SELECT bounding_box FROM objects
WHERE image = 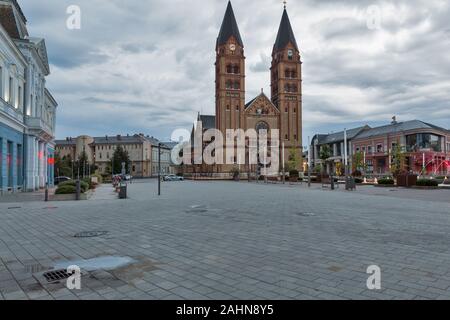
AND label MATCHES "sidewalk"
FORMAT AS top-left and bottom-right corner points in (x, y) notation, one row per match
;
(0, 188), (54, 203)
(89, 184), (118, 201)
